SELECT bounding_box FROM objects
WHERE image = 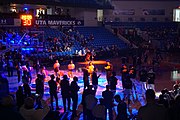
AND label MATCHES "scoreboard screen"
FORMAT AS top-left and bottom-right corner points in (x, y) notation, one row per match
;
(20, 14), (33, 26)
